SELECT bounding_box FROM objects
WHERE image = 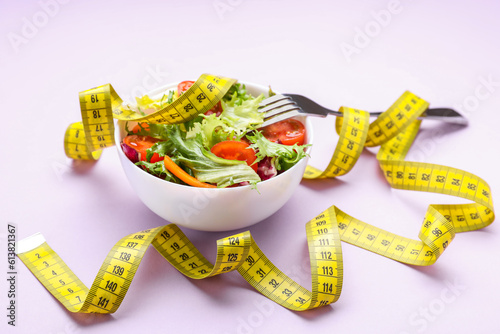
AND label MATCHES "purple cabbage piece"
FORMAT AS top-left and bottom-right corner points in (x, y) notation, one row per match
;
(257, 157), (277, 181)
(121, 142), (139, 163)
